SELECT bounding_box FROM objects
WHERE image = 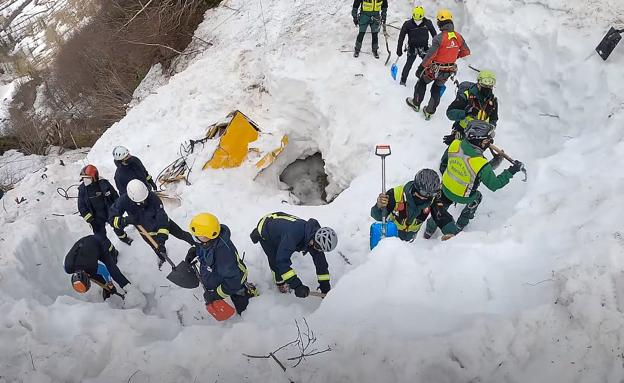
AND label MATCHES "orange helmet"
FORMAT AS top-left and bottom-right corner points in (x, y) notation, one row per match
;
(71, 270), (91, 293)
(80, 165), (99, 181)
